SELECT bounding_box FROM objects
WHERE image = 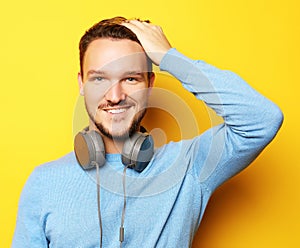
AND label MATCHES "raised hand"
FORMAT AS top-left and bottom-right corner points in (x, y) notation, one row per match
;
(122, 20), (172, 65)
